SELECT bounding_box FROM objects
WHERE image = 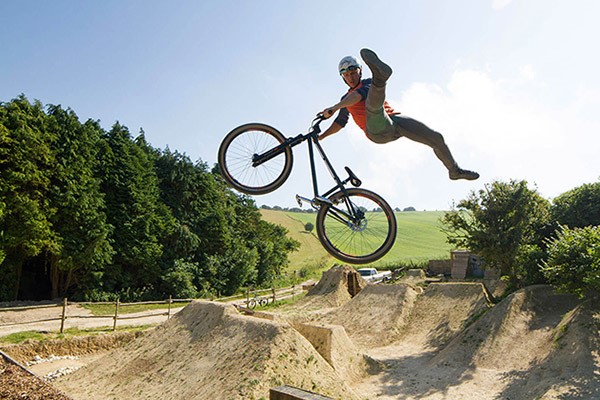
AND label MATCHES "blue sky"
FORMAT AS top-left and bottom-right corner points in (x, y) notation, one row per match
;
(2, 1), (599, 210)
